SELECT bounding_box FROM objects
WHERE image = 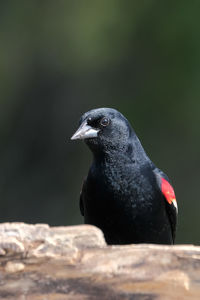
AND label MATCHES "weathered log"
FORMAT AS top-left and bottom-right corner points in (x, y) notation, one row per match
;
(0, 222), (199, 299)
